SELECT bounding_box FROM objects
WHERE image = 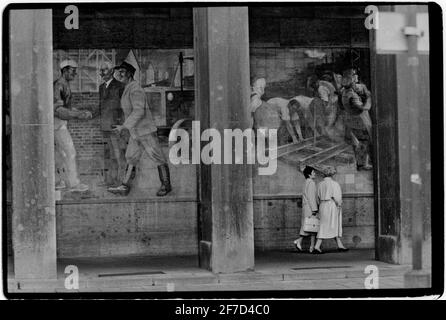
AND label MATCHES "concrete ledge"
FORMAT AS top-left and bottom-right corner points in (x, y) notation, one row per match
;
(253, 192), (374, 200)
(217, 272), (283, 283)
(56, 197), (198, 205)
(8, 266), (410, 293)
